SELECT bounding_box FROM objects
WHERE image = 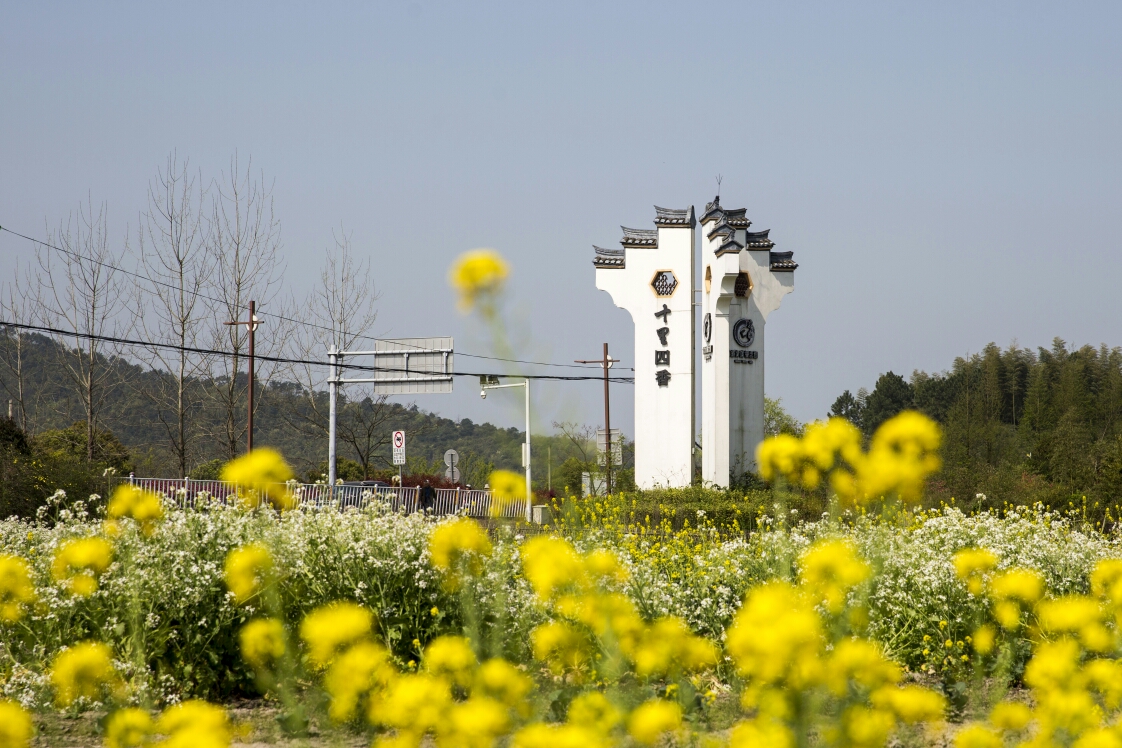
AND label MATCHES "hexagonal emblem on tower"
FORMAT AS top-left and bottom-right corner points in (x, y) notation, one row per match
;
(651, 270), (678, 296)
